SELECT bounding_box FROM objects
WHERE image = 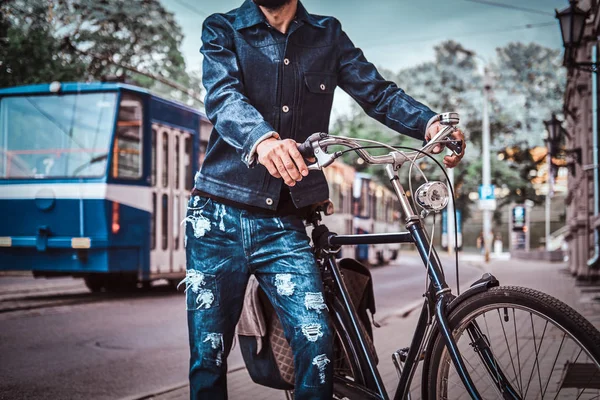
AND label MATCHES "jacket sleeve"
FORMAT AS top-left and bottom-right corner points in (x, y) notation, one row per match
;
(335, 22), (437, 140)
(201, 15), (276, 167)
